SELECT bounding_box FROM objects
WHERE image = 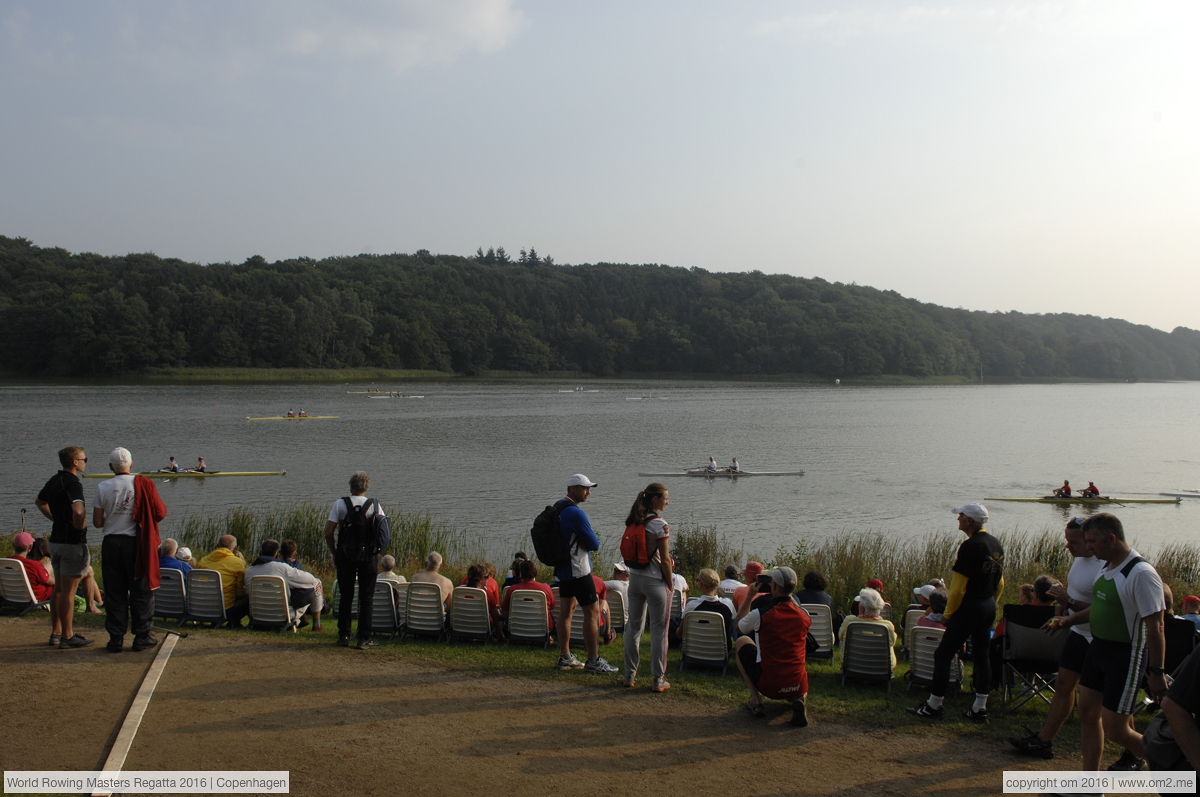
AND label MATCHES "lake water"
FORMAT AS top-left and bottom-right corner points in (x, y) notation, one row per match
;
(3, 380), (1197, 560)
